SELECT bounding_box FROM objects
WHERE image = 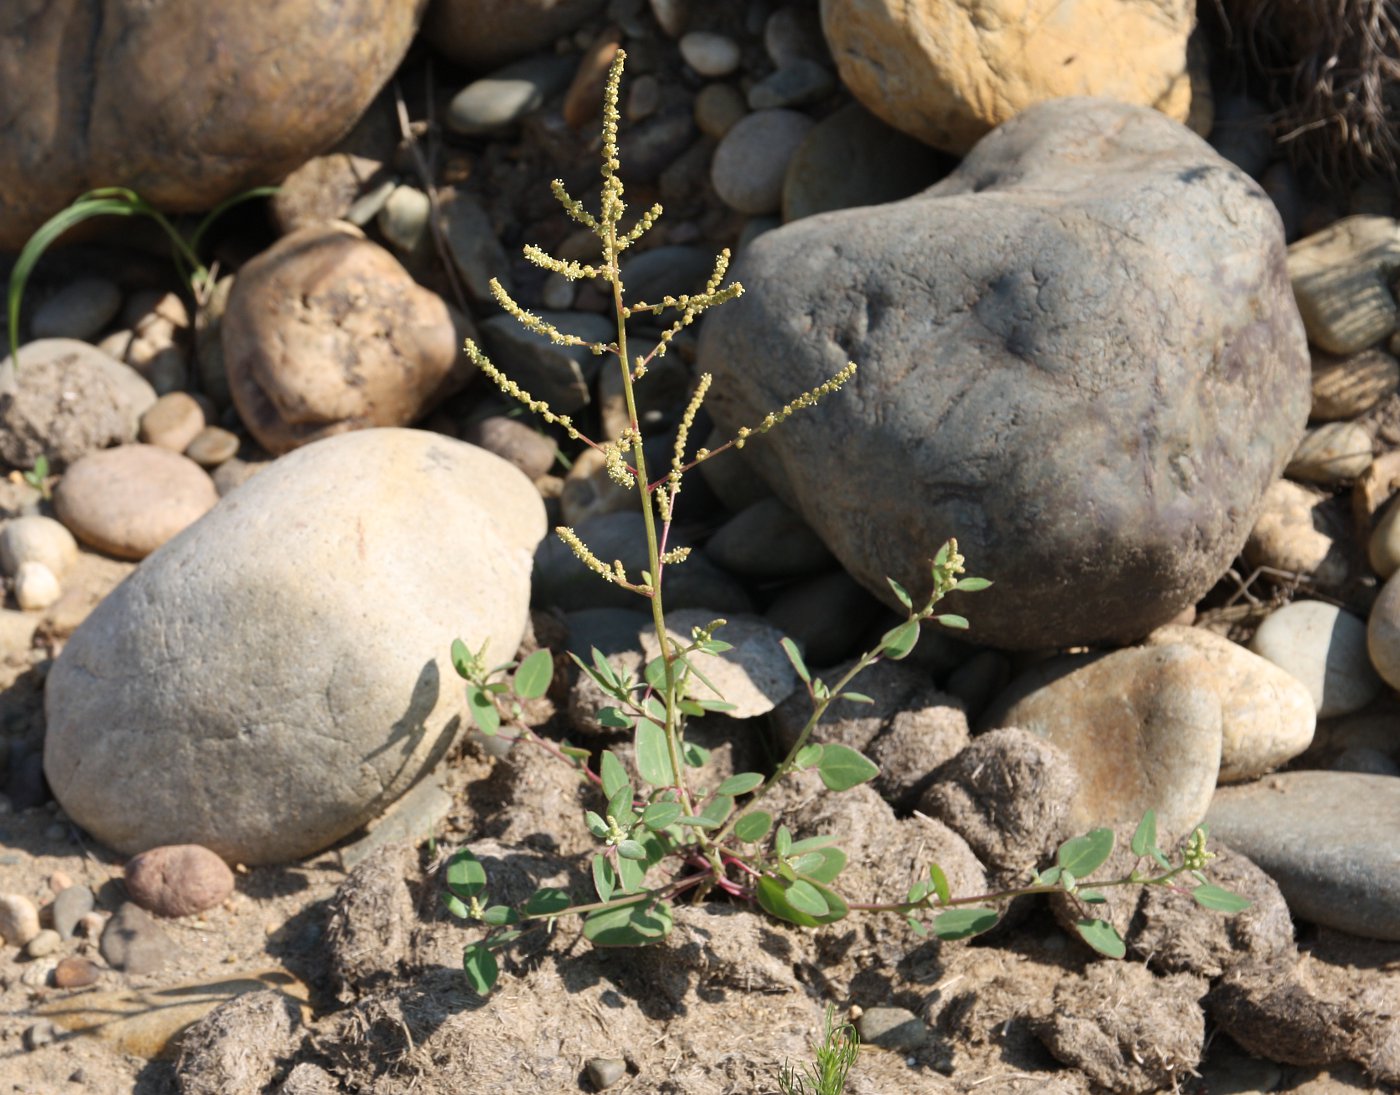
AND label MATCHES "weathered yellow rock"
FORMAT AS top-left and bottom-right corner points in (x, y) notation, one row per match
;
(820, 0), (1196, 154)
